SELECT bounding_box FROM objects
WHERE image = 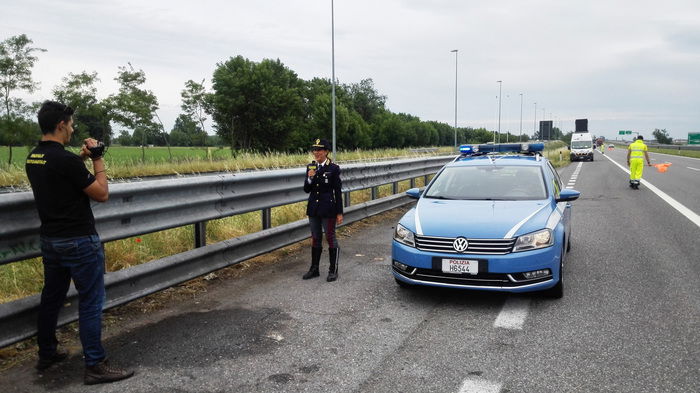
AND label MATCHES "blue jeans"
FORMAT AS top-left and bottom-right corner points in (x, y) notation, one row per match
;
(38, 235), (106, 366)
